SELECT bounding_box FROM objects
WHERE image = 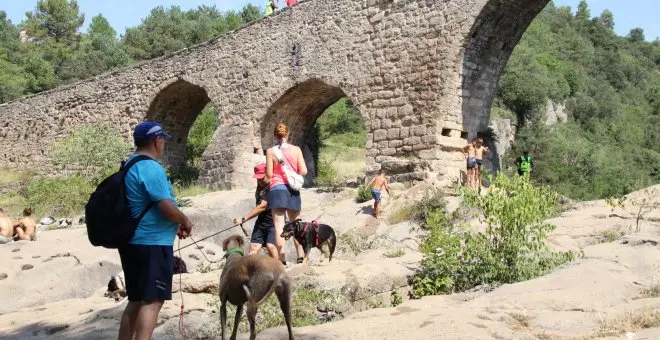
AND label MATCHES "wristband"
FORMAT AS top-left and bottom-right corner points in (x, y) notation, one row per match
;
(241, 217), (246, 225)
